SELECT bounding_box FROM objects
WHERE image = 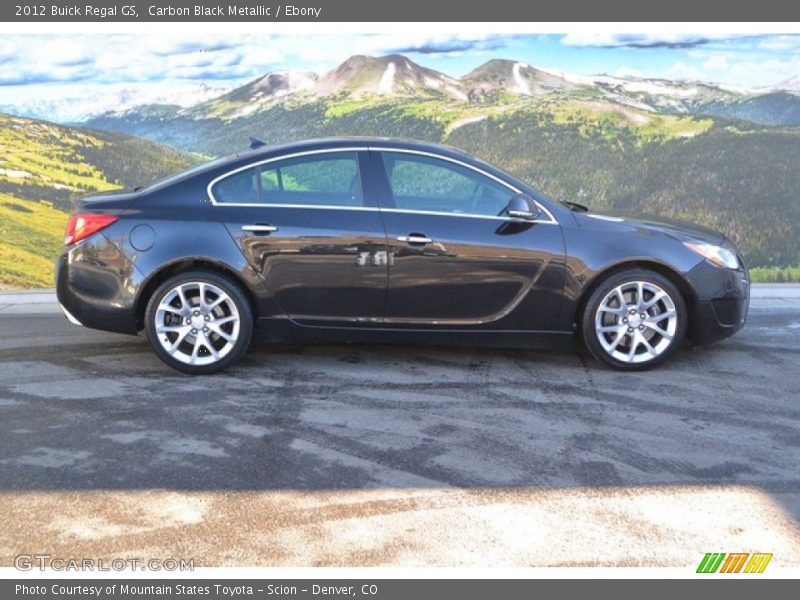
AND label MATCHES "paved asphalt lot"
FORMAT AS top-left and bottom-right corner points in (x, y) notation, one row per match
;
(0, 287), (799, 567)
